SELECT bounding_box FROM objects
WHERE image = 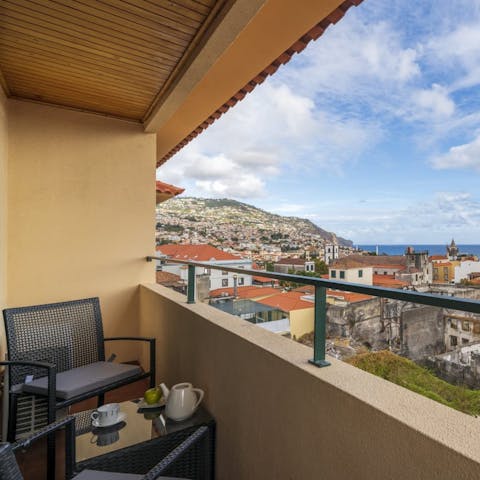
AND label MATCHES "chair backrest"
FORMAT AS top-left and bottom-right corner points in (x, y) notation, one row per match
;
(0, 443), (24, 480)
(3, 297), (105, 385)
